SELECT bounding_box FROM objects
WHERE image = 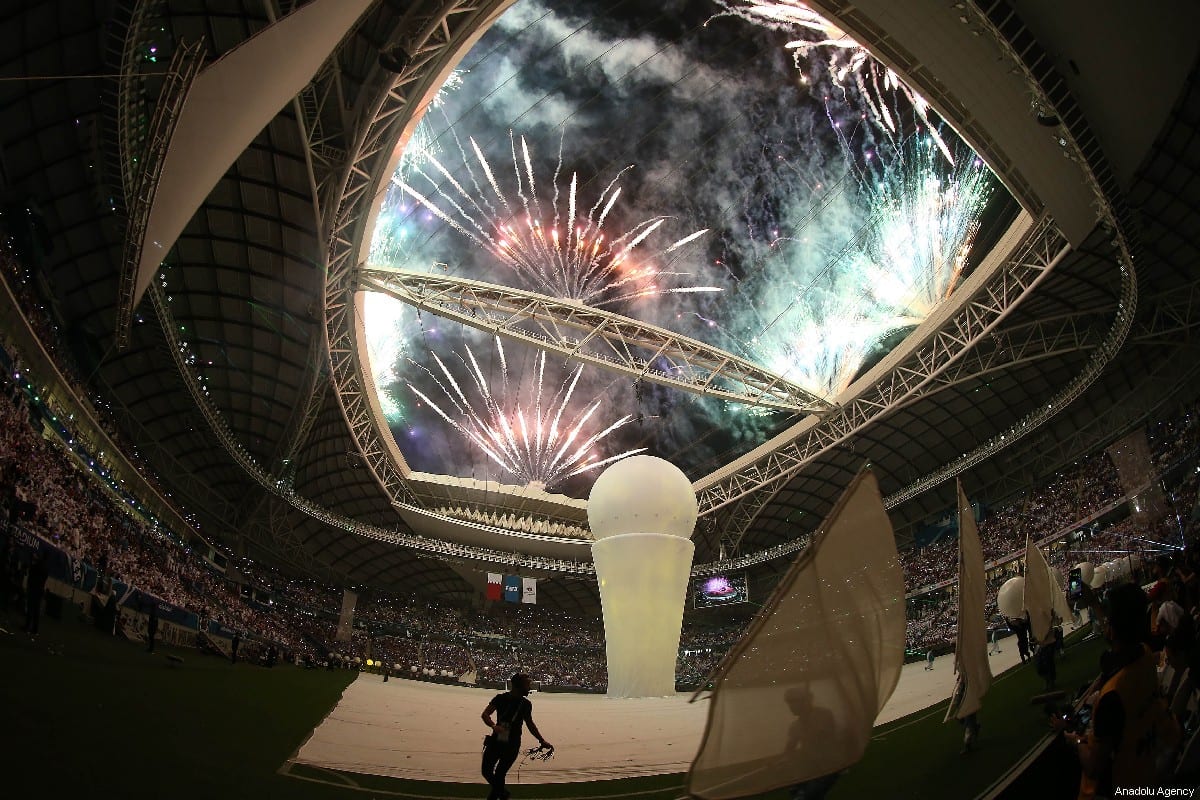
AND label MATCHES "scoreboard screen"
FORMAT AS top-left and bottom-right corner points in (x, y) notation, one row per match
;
(693, 573), (749, 608)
